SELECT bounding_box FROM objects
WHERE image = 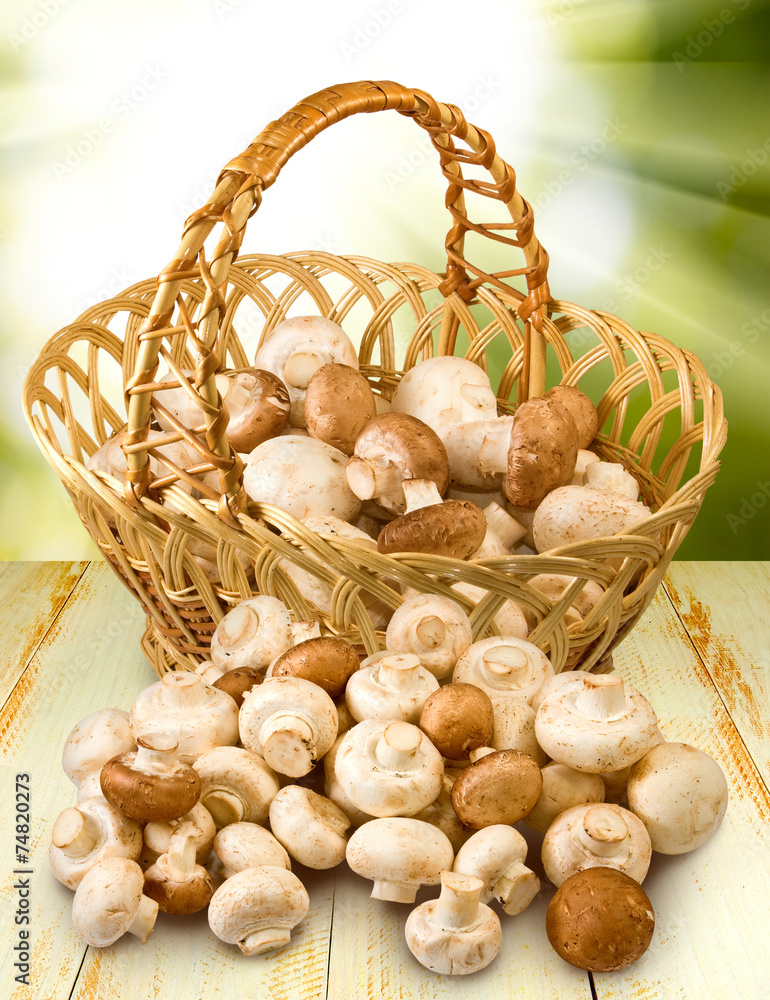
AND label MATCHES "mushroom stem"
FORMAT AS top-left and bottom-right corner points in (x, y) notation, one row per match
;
(239, 925), (293, 957)
(573, 675), (627, 720)
(377, 654), (423, 692)
(412, 616), (447, 651)
(477, 420), (514, 477)
(576, 805), (629, 857)
(401, 478), (444, 512)
(484, 503), (526, 549)
(346, 456), (404, 504)
(434, 871), (485, 929)
(482, 645), (534, 686)
(51, 807), (101, 858)
(159, 672), (208, 711)
(202, 789), (246, 827)
(133, 733), (180, 770)
(468, 746), (496, 763)
(374, 722), (421, 772)
(165, 823), (199, 874)
(371, 878), (419, 903)
(259, 713), (316, 776)
(283, 350), (326, 389)
(127, 894), (159, 944)
(494, 861), (540, 915)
